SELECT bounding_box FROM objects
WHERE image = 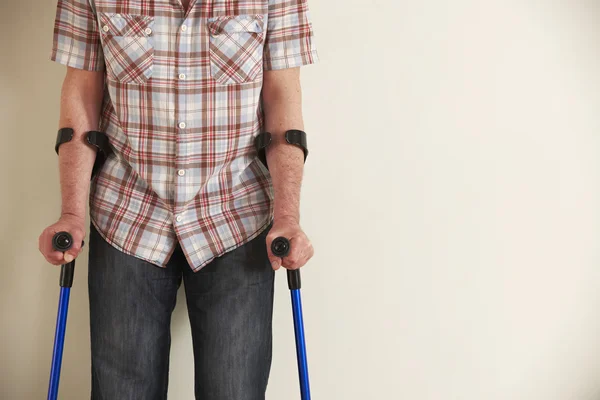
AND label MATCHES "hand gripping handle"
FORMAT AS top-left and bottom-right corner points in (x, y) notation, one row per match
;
(51, 232), (84, 288)
(271, 237), (301, 290)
